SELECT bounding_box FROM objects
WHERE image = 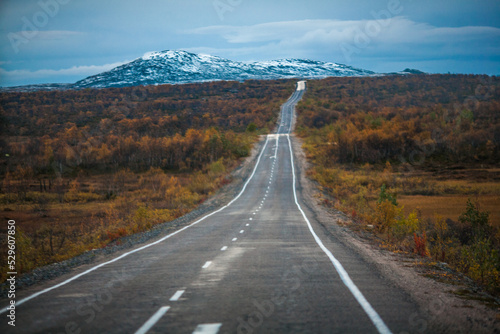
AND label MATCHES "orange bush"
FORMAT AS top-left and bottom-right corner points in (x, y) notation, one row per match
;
(414, 232), (429, 257)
